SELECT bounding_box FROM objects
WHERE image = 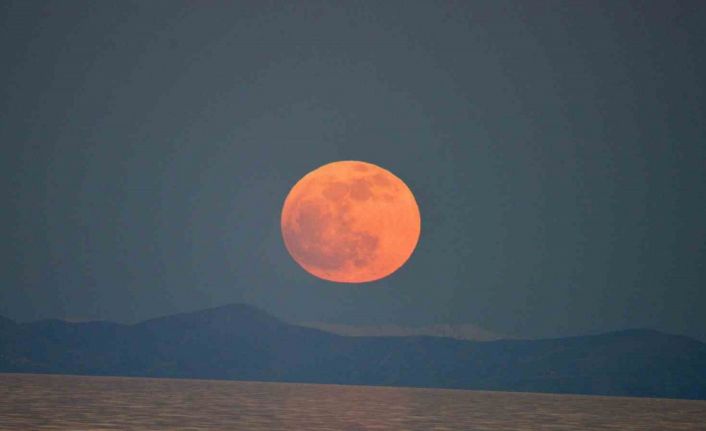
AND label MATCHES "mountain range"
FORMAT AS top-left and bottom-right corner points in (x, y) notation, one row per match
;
(1, 304), (705, 400)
